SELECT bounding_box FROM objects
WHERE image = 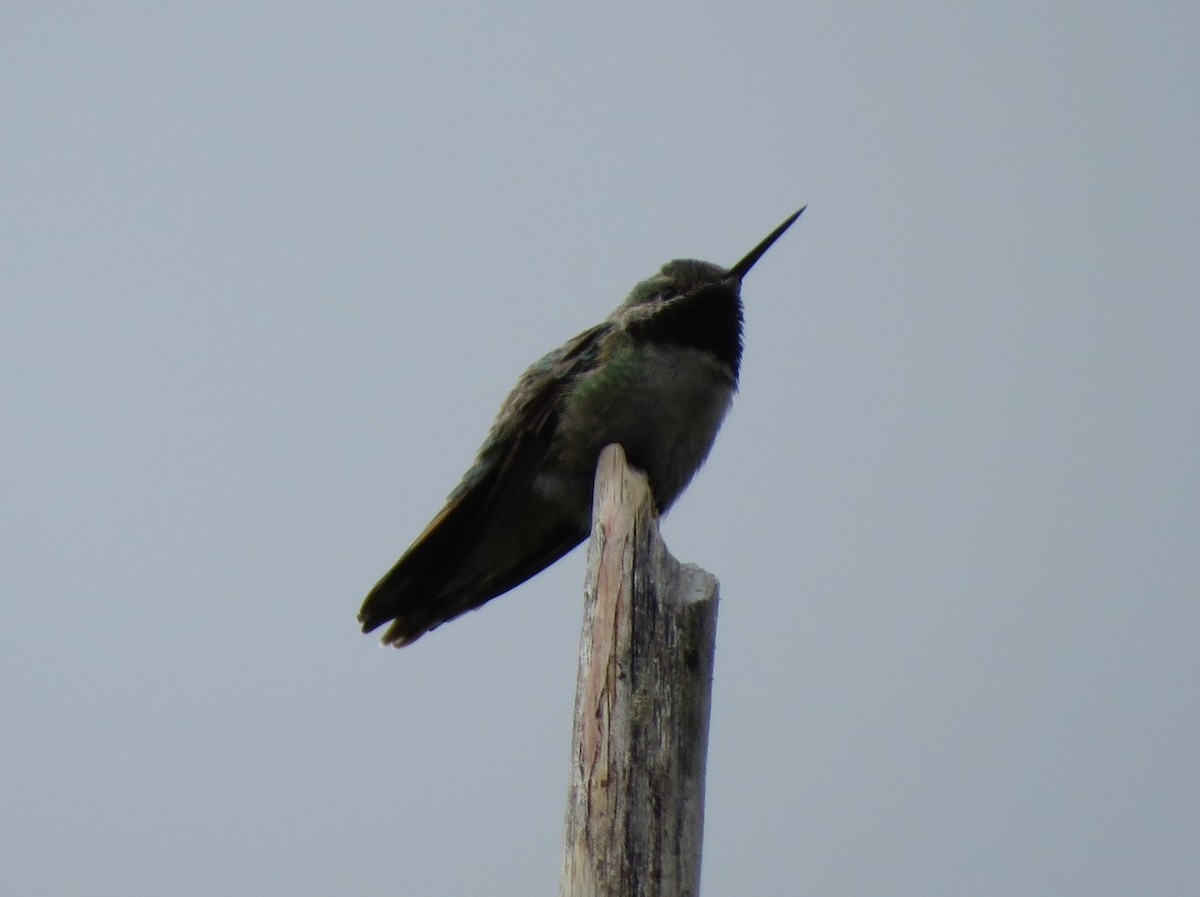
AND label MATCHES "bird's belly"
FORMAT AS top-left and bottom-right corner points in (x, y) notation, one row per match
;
(546, 344), (735, 514)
